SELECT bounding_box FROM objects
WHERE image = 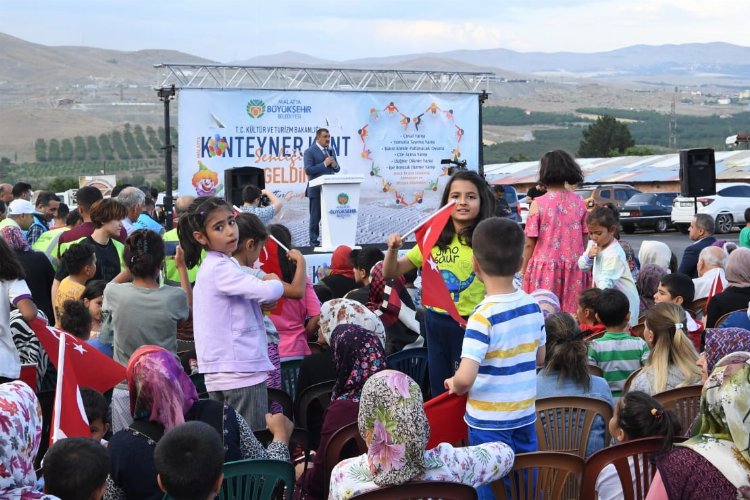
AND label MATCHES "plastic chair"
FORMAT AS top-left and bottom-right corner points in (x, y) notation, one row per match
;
(535, 396), (613, 459)
(254, 427), (312, 471)
(189, 372), (209, 399)
(715, 309), (750, 329)
(280, 359), (303, 401)
(492, 451), (584, 500)
(323, 422), (367, 499)
(351, 480), (478, 499)
(220, 458), (295, 500)
(423, 391), (468, 448)
(386, 347), (429, 399)
(623, 368), (642, 394)
(653, 385), (702, 434)
(293, 380), (334, 450)
(580, 436), (672, 500)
